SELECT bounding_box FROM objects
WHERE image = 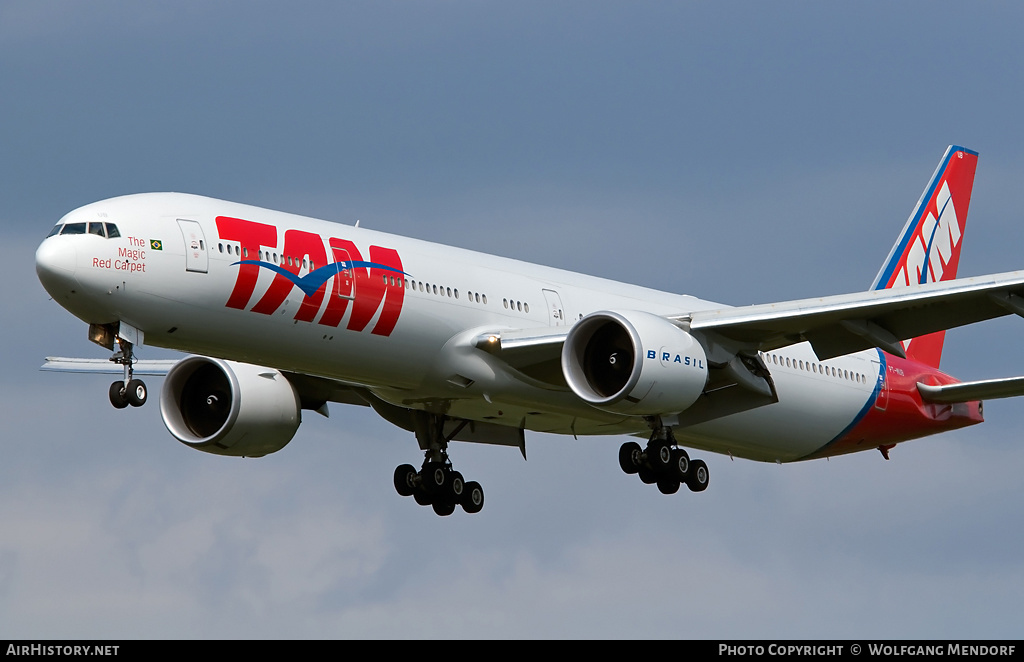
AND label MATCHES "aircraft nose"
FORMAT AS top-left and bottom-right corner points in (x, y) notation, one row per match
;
(36, 235), (79, 297)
